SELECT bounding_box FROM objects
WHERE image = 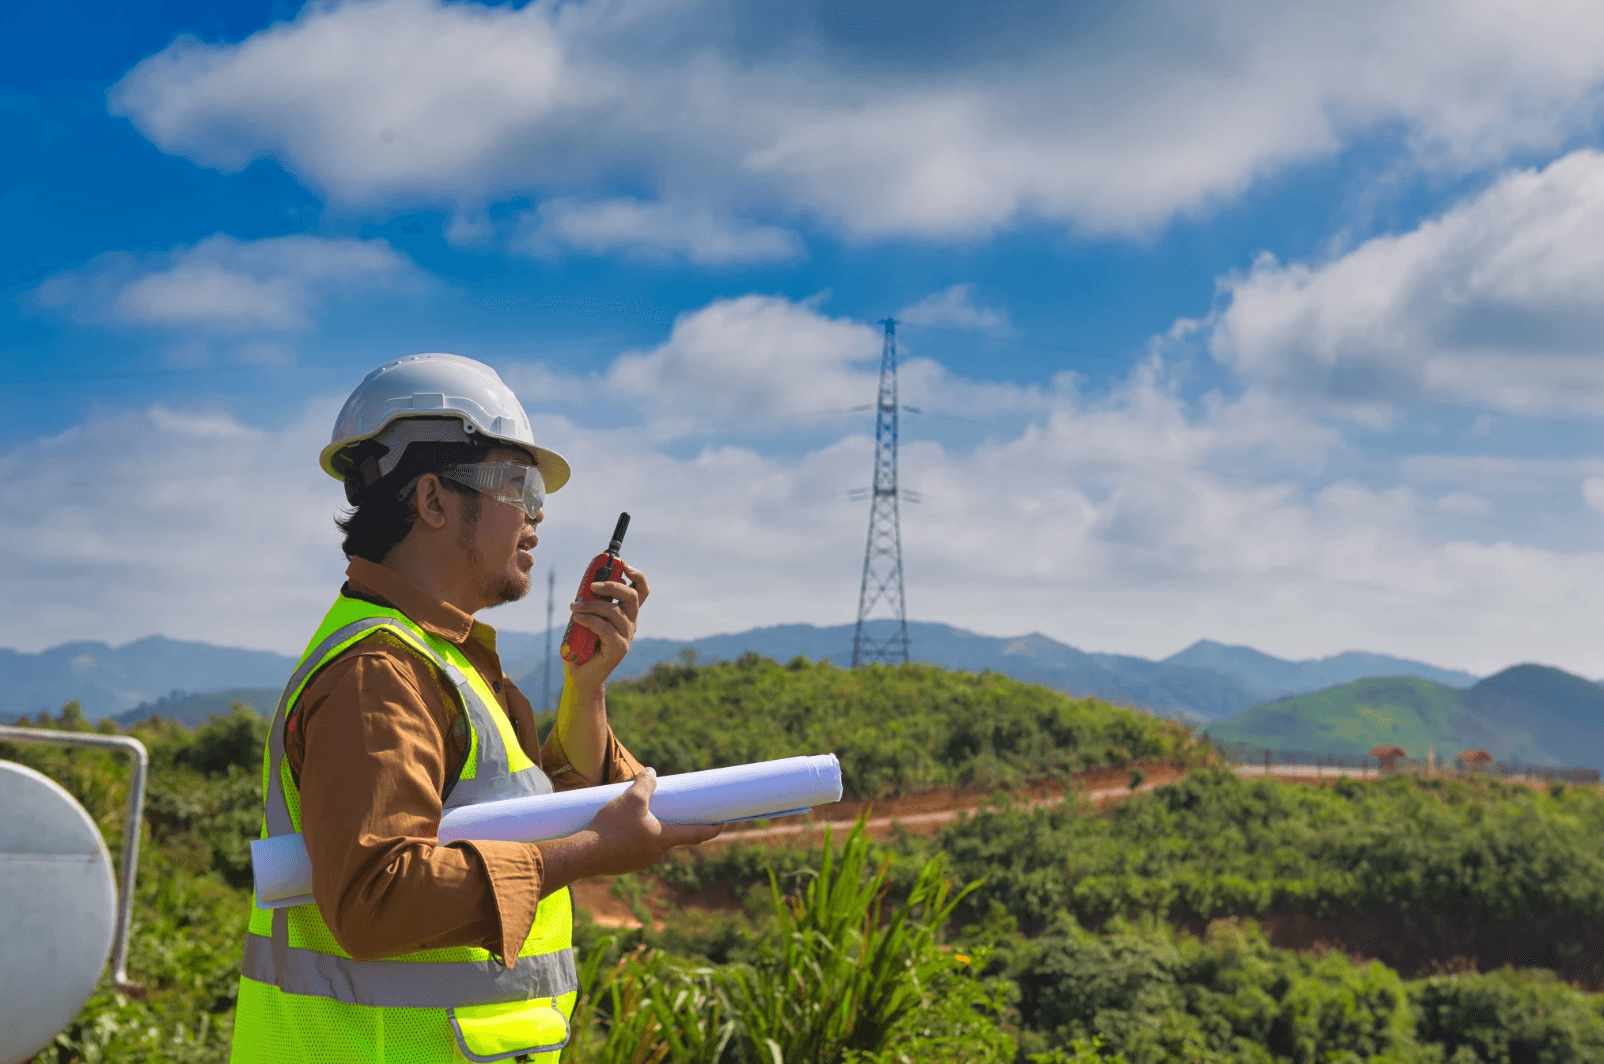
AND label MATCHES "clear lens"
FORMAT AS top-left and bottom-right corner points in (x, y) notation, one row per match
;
(439, 461), (546, 518)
